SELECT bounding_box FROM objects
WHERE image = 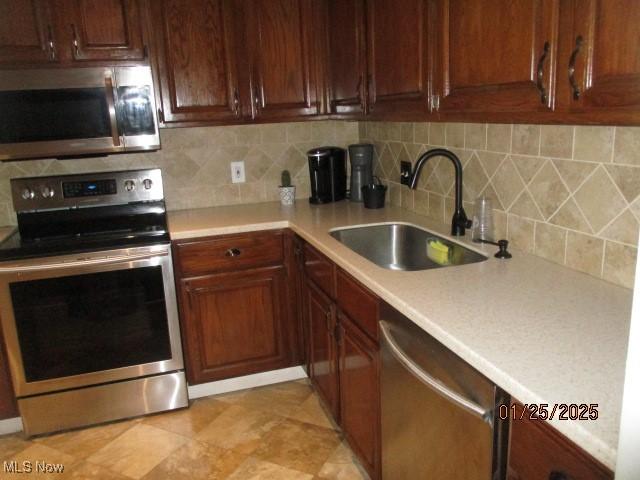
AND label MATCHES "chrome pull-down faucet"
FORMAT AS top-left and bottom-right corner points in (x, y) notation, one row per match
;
(405, 148), (472, 236)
